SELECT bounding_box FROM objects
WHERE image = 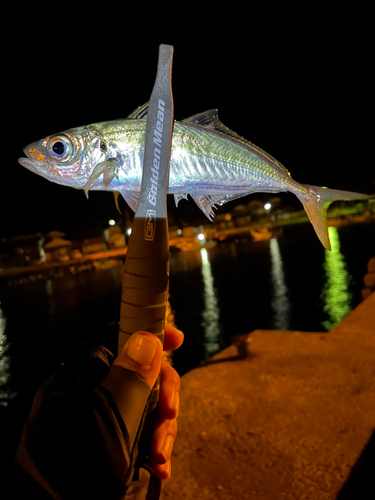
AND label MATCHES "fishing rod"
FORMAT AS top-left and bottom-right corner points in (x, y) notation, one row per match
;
(118, 44), (174, 493)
